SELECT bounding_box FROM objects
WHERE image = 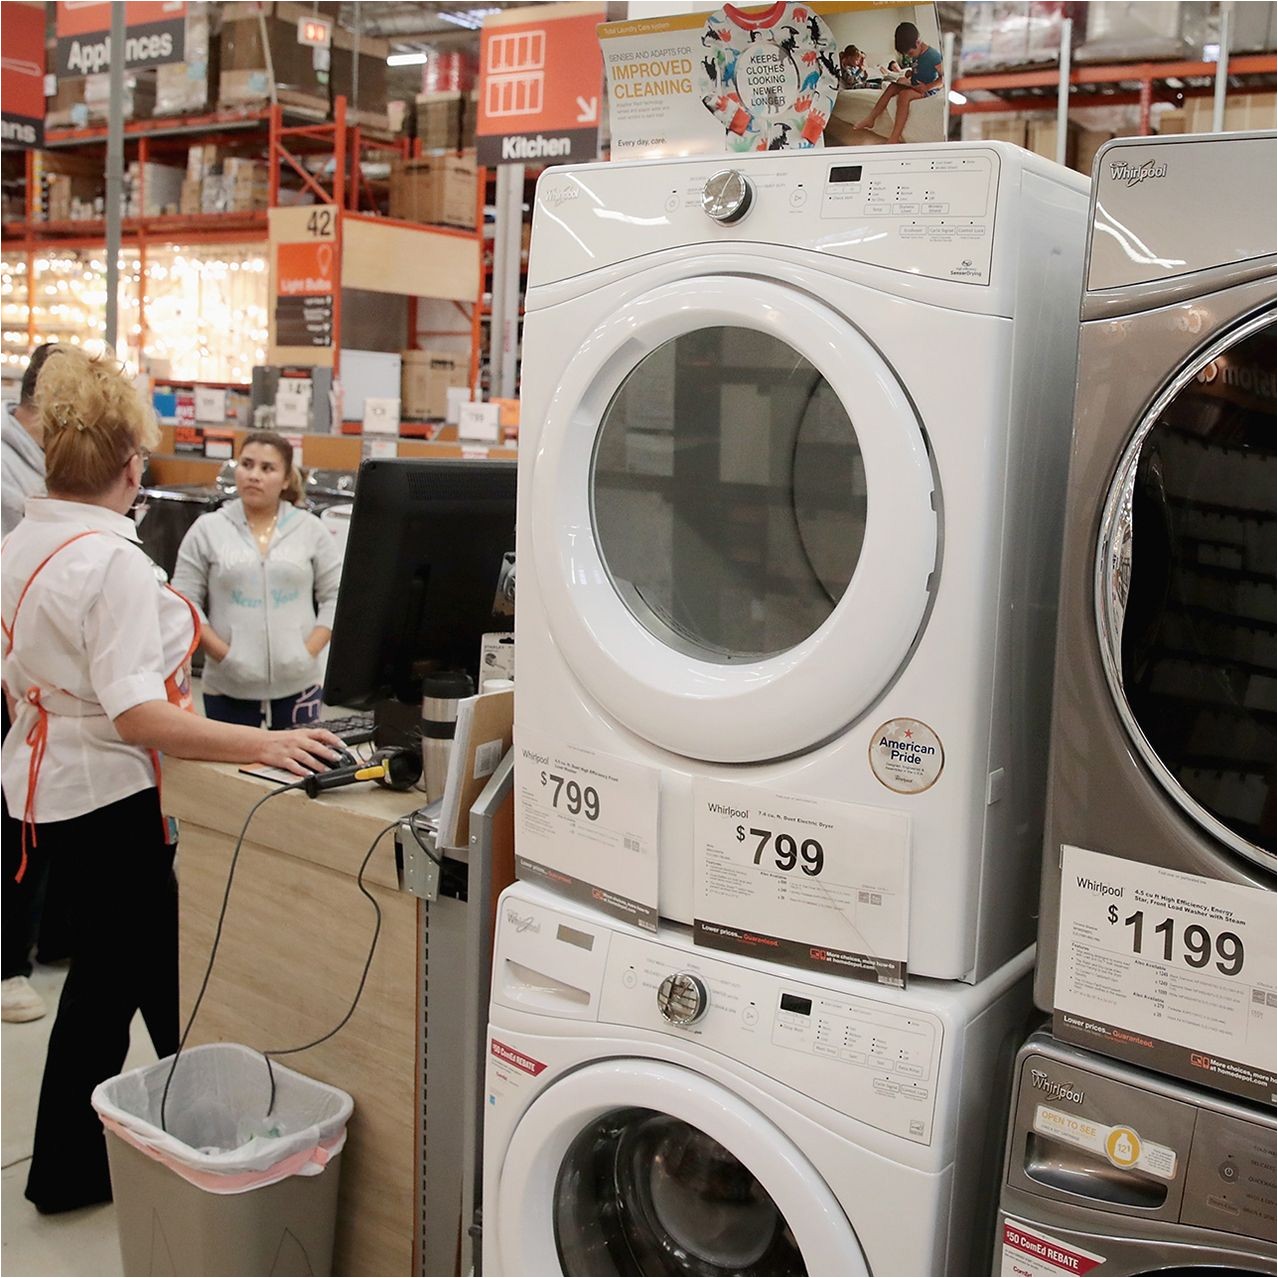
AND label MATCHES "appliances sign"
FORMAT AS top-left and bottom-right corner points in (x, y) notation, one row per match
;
(54, 2), (188, 78)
